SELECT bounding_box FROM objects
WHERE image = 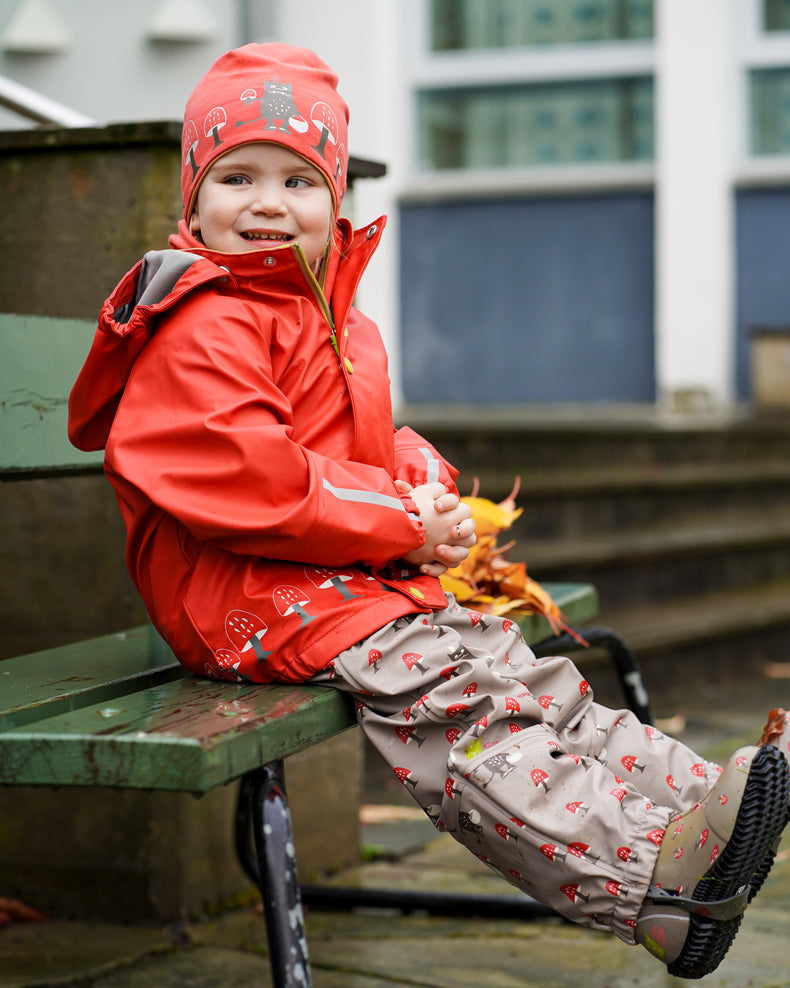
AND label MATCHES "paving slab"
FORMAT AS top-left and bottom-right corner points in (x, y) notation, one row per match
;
(0, 920), (172, 988)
